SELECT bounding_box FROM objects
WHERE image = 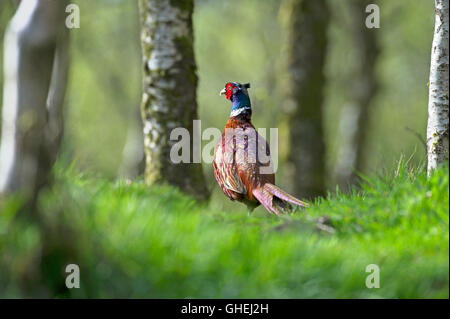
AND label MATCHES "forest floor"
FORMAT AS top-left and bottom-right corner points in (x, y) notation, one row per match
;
(0, 160), (448, 298)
